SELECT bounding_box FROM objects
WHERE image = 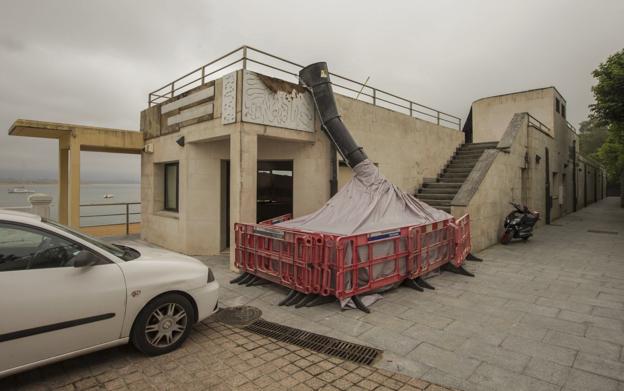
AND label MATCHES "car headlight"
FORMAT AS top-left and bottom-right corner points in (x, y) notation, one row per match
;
(207, 268), (215, 283)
